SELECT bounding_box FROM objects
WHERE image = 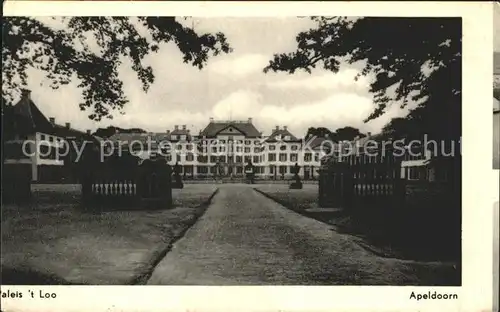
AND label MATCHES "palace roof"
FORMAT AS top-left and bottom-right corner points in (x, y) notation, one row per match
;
(199, 119), (261, 138)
